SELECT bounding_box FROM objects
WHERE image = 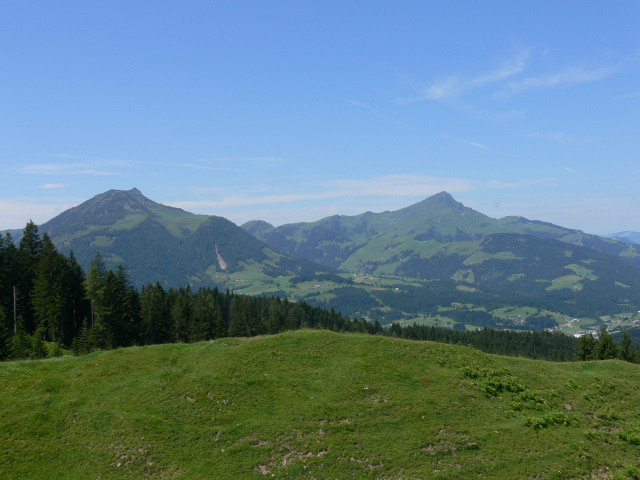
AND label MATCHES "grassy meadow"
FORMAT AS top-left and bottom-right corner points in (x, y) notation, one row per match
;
(2, 330), (640, 479)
